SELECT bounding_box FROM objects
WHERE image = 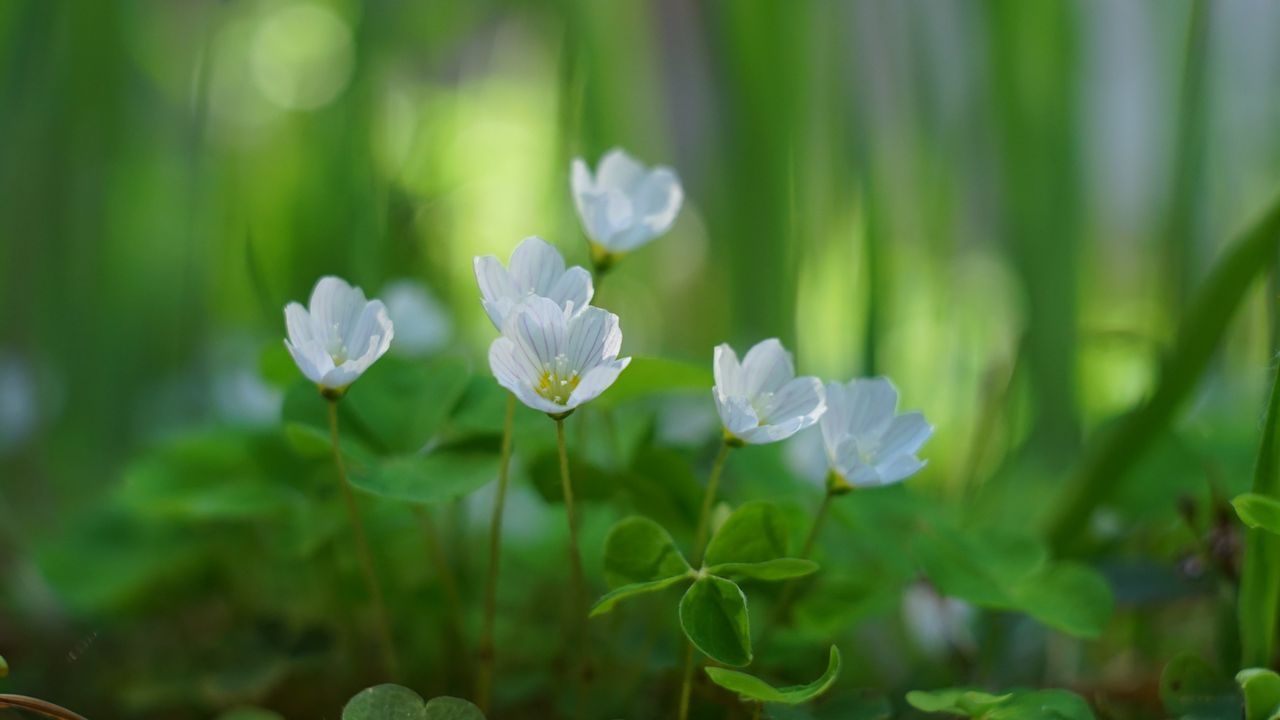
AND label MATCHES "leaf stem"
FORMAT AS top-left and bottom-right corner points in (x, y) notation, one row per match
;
(327, 398), (399, 680)
(0, 694), (89, 720)
(477, 392), (516, 713)
(416, 505), (467, 684)
(556, 417), (590, 720)
(761, 489), (834, 649)
(680, 439), (735, 720)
